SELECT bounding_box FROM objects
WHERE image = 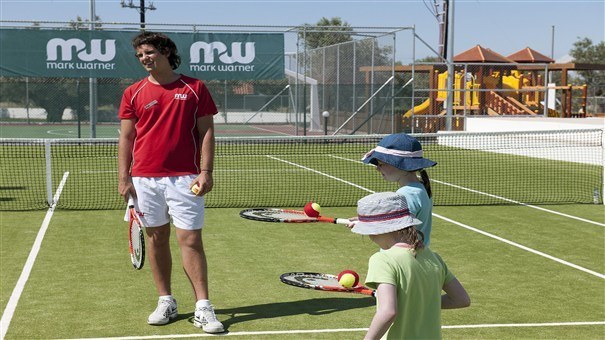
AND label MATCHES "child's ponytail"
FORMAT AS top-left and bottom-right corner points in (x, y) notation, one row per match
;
(419, 169), (432, 198)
